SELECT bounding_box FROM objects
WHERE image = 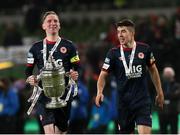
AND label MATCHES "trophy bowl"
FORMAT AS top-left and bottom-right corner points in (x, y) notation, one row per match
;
(41, 67), (67, 108)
